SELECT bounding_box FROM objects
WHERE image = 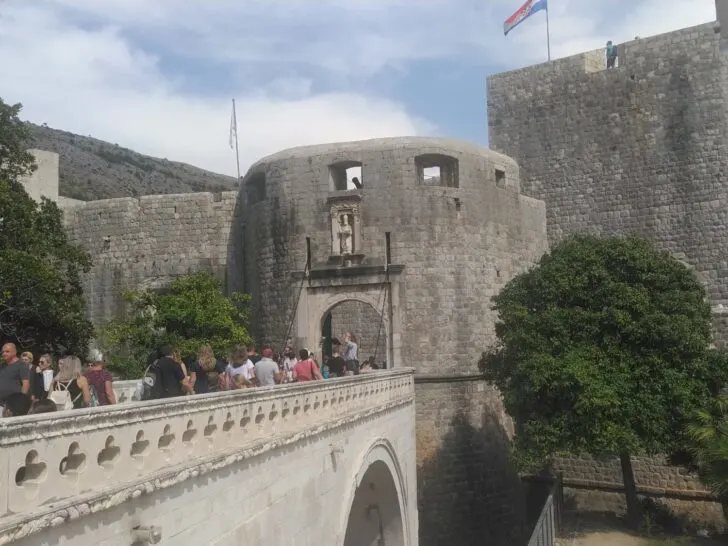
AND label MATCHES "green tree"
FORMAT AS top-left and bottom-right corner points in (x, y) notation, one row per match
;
(480, 234), (715, 526)
(0, 99), (36, 181)
(687, 393), (728, 519)
(98, 271), (252, 378)
(683, 349), (728, 520)
(0, 98), (93, 355)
